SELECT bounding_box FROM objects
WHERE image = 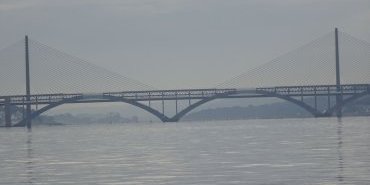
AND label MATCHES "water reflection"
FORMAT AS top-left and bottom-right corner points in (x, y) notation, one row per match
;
(336, 118), (344, 183)
(26, 131), (33, 184)
(0, 118), (368, 184)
